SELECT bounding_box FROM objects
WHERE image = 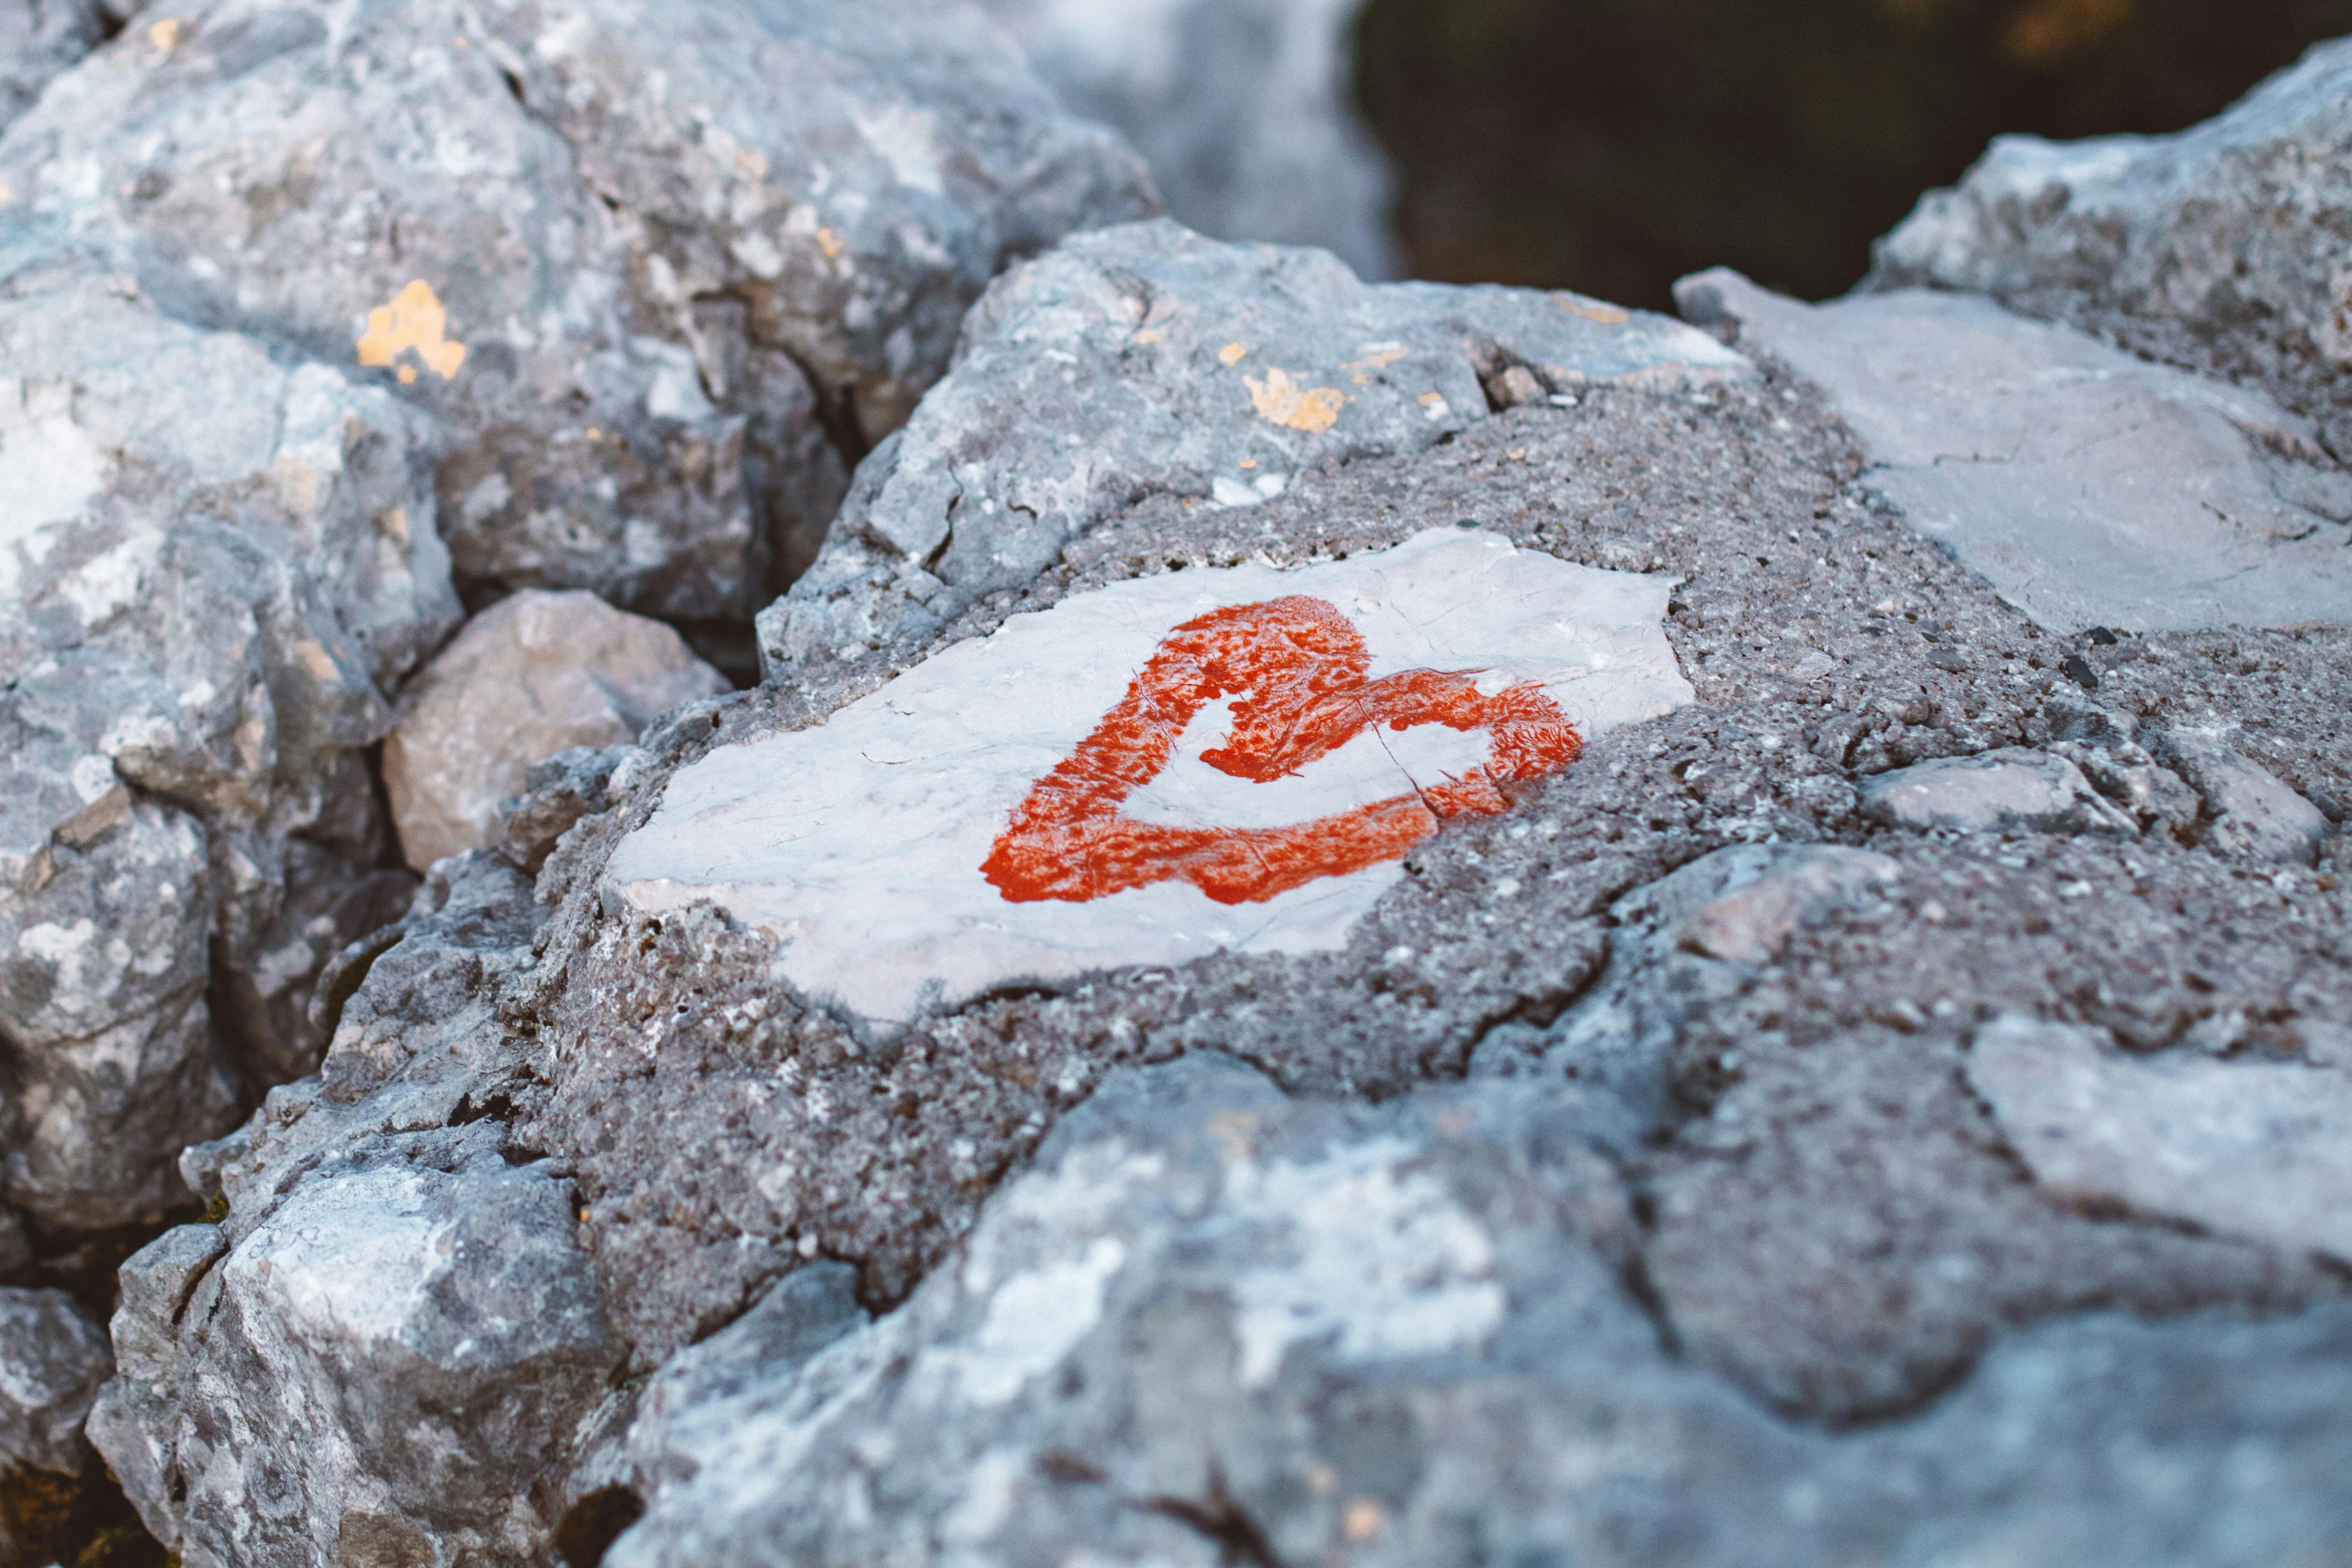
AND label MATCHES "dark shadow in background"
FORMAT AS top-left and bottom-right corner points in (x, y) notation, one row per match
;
(1356, 0), (2352, 306)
